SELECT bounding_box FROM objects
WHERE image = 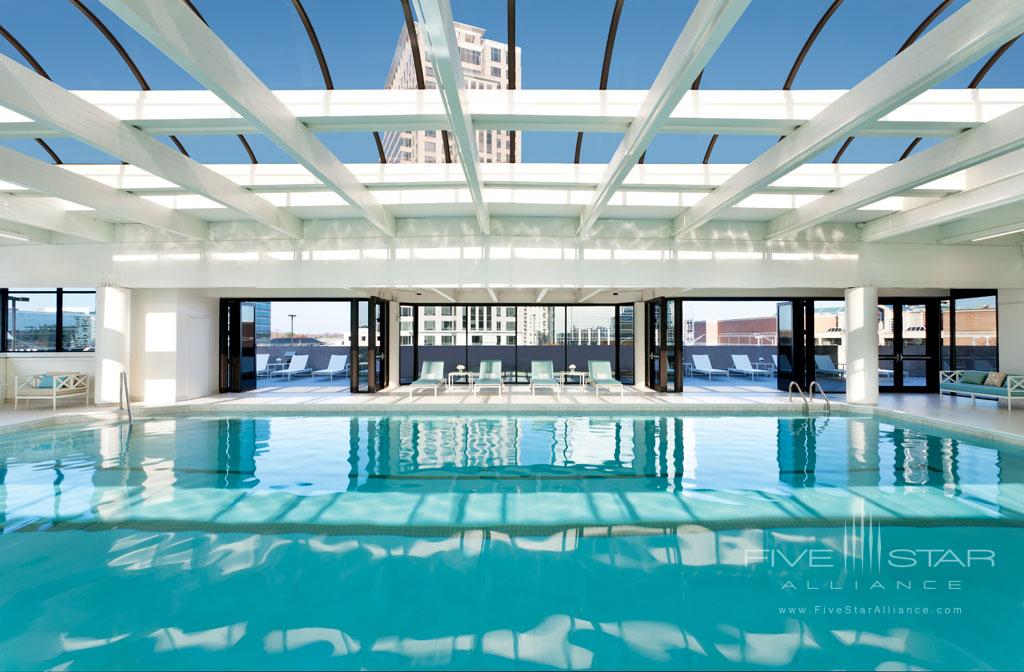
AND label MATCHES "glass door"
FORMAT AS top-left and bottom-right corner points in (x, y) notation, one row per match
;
(878, 300), (940, 392)
(645, 298), (682, 393)
(219, 299), (257, 393)
(776, 300), (812, 392)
